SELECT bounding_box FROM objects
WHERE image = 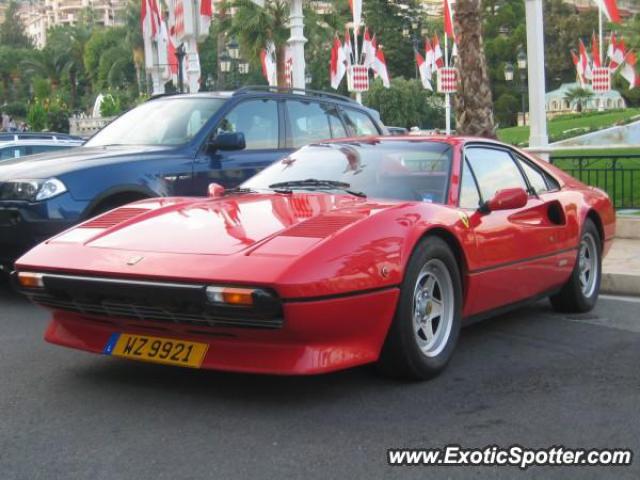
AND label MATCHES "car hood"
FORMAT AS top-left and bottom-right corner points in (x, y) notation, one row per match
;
(0, 145), (180, 181)
(54, 193), (399, 256)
